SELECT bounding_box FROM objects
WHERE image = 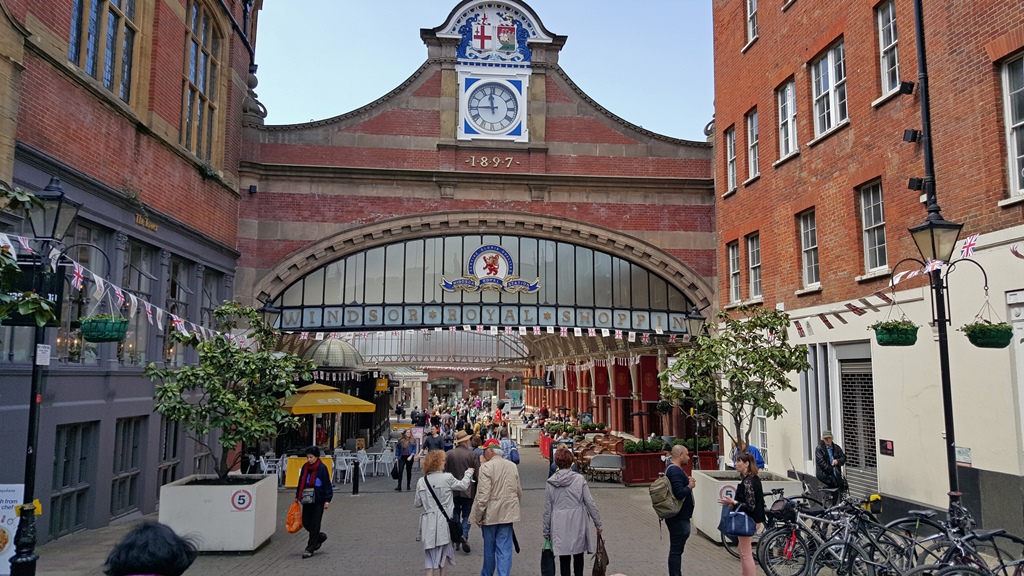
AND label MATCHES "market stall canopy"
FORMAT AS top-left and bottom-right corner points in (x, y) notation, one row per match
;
(282, 383), (376, 414)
